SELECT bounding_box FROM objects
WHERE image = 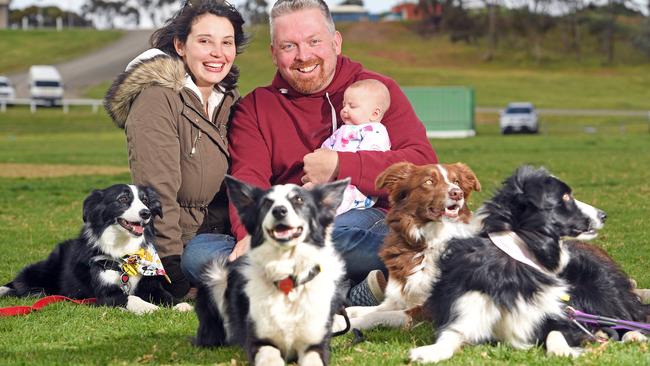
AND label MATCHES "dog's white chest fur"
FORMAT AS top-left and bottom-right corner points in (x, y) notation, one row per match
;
(400, 220), (478, 307)
(243, 244), (344, 358)
(99, 269), (141, 295)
